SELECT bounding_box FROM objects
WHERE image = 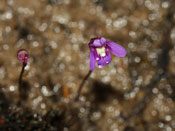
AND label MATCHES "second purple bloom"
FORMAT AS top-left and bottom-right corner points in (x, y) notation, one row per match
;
(88, 36), (127, 71)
